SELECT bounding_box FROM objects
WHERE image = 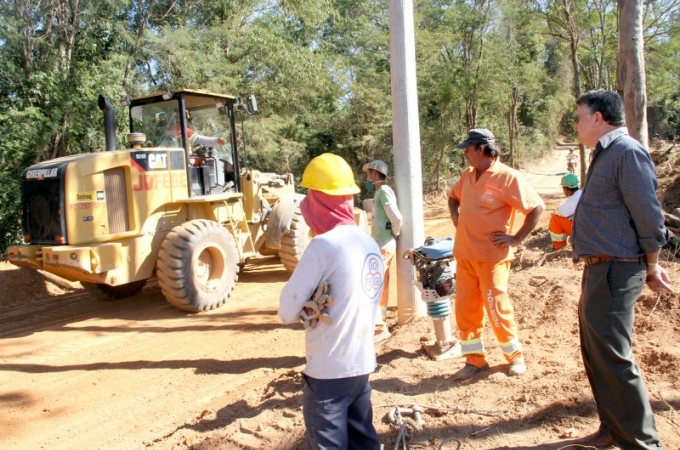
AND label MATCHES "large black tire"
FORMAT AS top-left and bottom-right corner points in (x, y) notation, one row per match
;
(156, 220), (239, 312)
(80, 280), (147, 300)
(278, 207), (311, 273)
